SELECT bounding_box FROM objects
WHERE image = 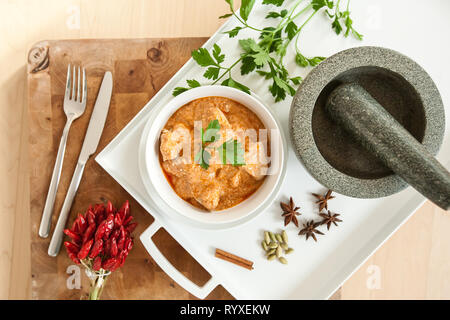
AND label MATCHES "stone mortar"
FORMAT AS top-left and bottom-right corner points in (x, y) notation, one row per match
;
(289, 46), (446, 199)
